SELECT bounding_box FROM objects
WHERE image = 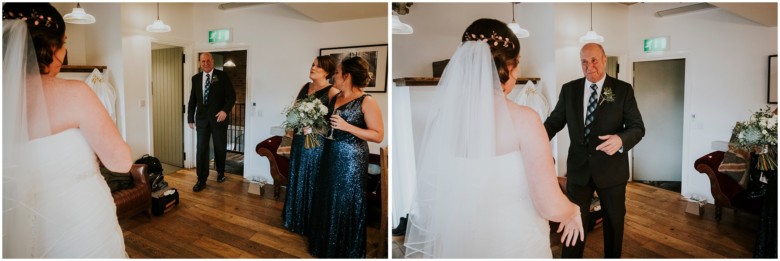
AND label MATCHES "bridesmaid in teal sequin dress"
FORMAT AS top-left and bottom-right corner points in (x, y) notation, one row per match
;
(308, 57), (384, 258)
(282, 56), (339, 235)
